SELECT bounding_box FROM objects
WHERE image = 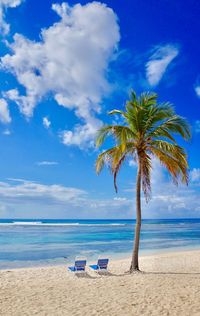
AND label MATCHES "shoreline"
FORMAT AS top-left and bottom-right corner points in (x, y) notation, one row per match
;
(1, 245), (200, 271)
(1, 249), (200, 315)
